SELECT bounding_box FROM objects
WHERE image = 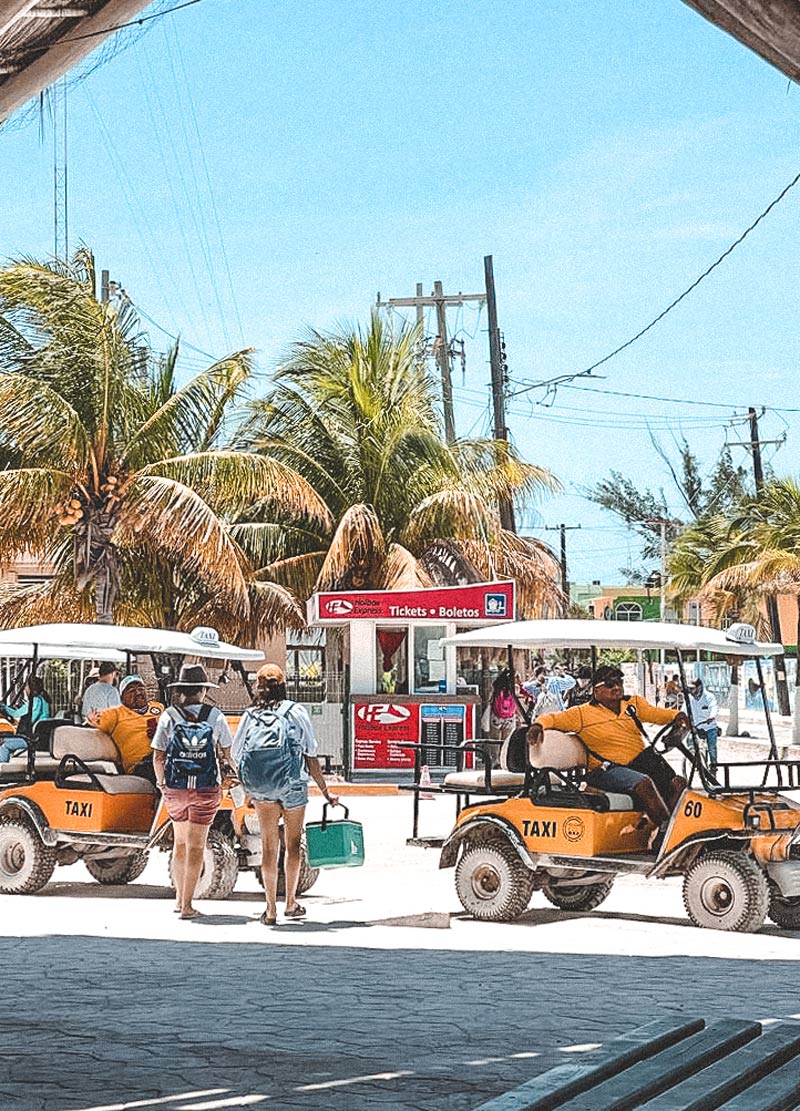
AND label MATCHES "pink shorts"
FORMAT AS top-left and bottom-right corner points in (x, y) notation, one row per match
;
(163, 786), (222, 826)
